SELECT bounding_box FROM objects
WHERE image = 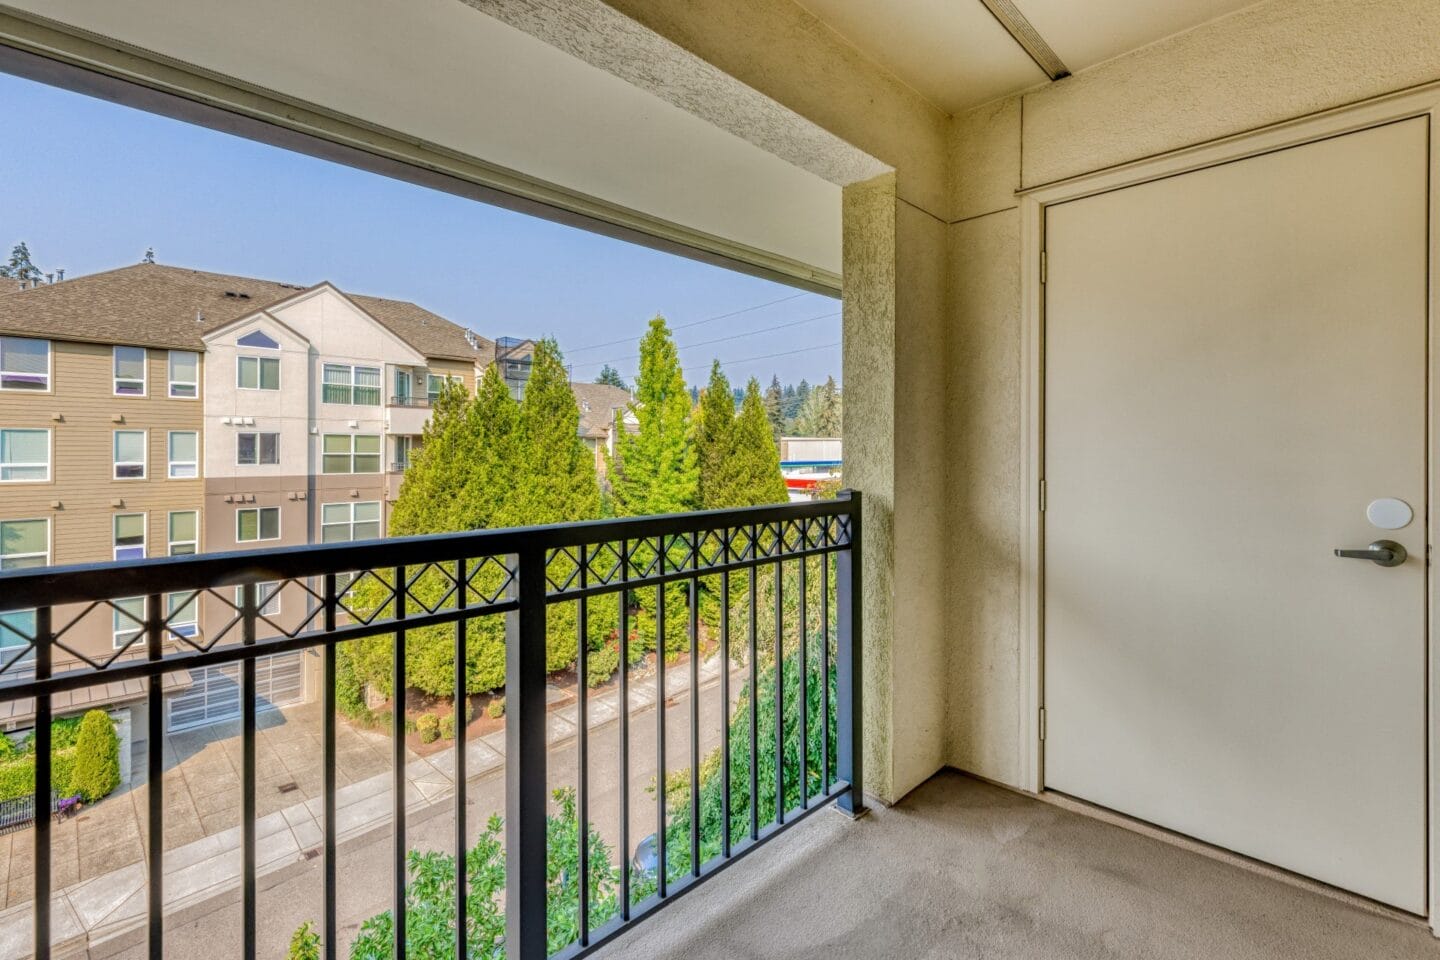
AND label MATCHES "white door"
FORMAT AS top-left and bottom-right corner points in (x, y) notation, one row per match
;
(1043, 118), (1429, 912)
